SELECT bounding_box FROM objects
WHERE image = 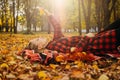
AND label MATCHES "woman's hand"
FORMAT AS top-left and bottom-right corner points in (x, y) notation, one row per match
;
(70, 47), (77, 53)
(17, 50), (41, 63)
(40, 7), (52, 16)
